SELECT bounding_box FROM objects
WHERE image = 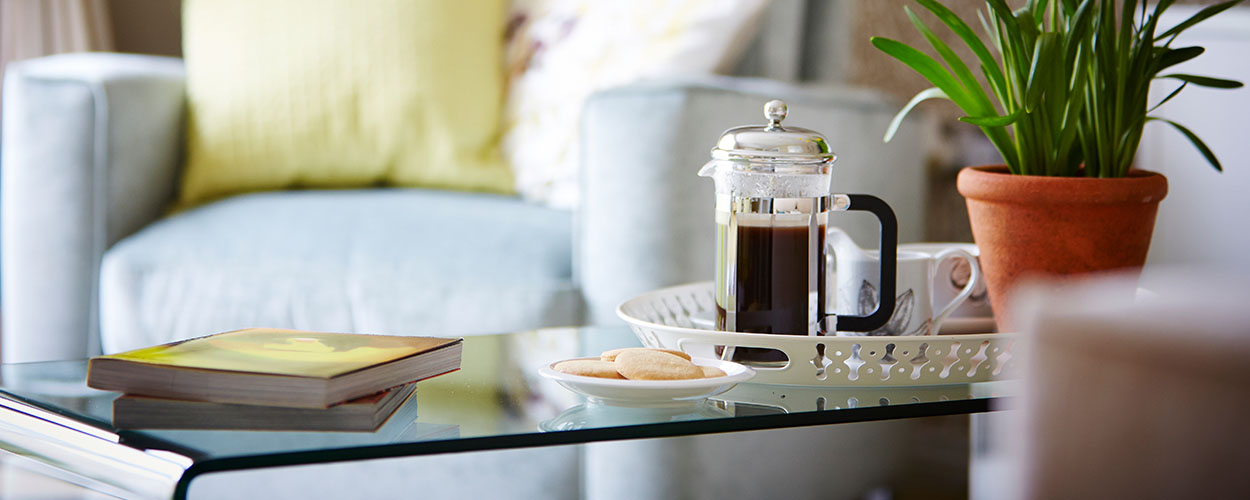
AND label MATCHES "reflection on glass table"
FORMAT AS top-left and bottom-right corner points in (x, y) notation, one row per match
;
(540, 401), (734, 432)
(0, 326), (1012, 500)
